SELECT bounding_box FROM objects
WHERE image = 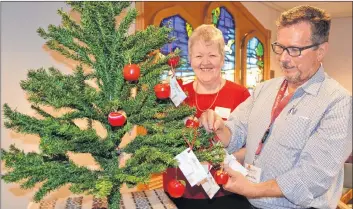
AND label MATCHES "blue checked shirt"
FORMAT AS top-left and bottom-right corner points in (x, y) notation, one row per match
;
(225, 66), (352, 209)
